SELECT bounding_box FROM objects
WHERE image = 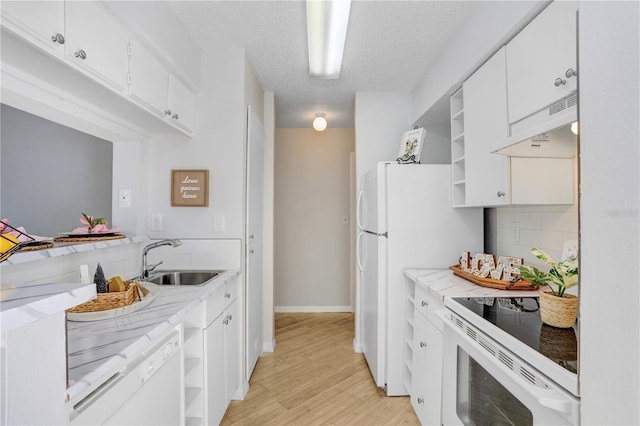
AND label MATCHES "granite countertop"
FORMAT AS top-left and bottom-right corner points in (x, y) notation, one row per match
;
(65, 269), (239, 403)
(404, 268), (540, 299)
(0, 282), (96, 332)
